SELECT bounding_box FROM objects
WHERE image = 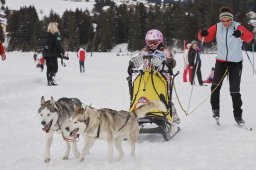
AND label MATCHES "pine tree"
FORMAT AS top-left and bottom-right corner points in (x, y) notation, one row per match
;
(8, 6), (40, 51)
(128, 8), (144, 51)
(97, 7), (115, 51)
